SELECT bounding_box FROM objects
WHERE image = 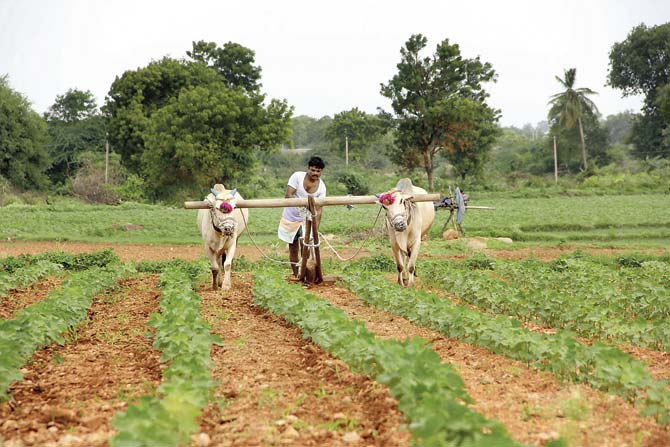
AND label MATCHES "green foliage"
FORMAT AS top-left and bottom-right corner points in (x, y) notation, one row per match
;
(105, 44), (293, 200)
(344, 269), (670, 424)
(111, 266), (220, 446)
(254, 269), (520, 446)
(187, 40), (262, 93)
(290, 115), (332, 149)
(43, 89), (106, 185)
(0, 260), (63, 300)
(324, 108), (388, 163)
(0, 75), (50, 190)
(344, 254), (396, 272)
(0, 249), (120, 273)
(380, 34), (500, 188)
(333, 169), (370, 195)
(548, 68), (600, 171)
(140, 84), (291, 200)
(465, 254), (495, 270)
(608, 22), (670, 158)
(0, 263), (134, 398)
